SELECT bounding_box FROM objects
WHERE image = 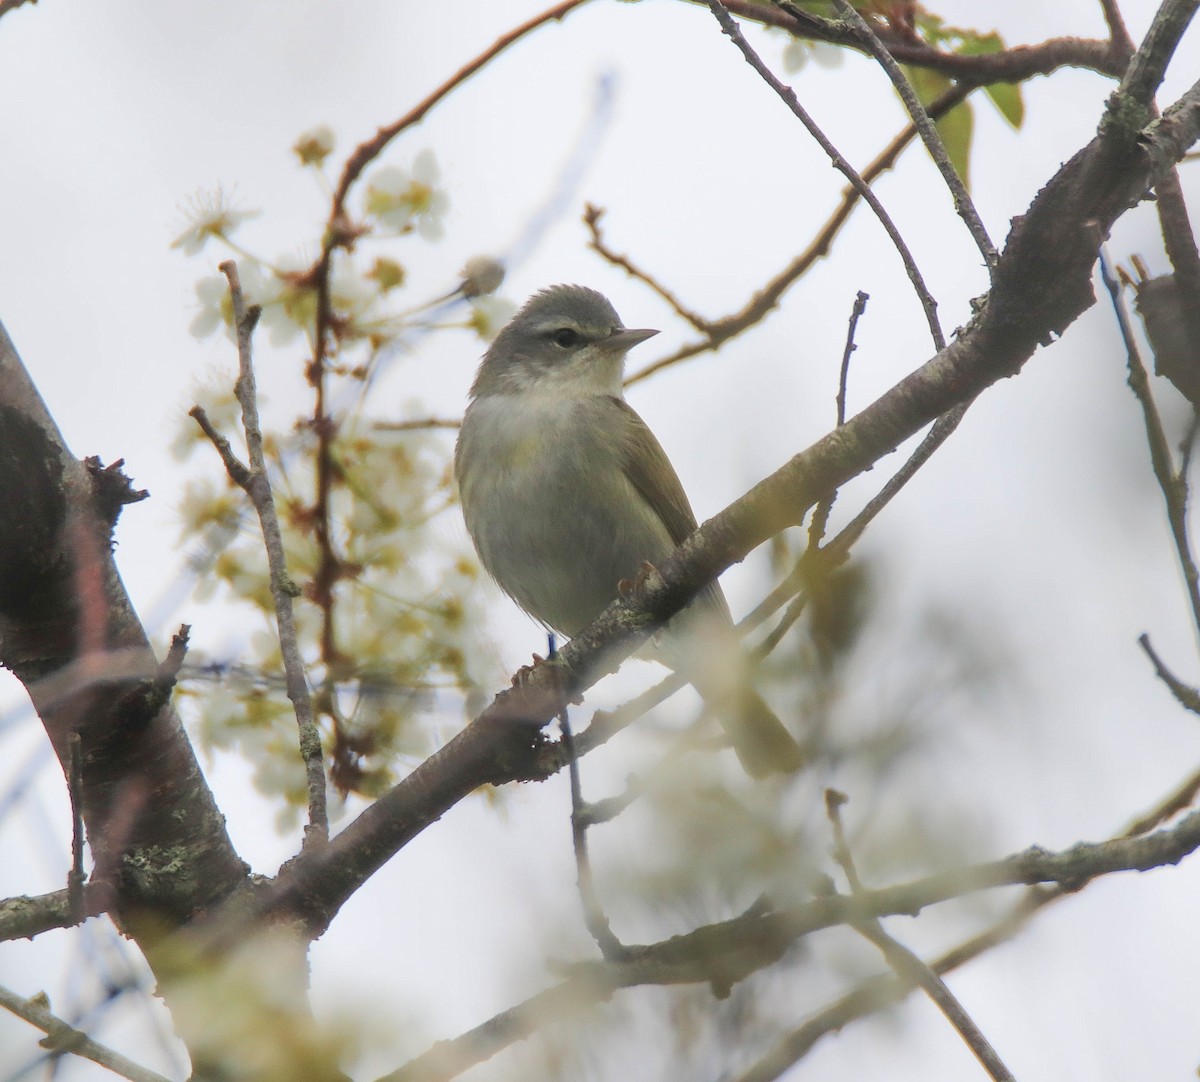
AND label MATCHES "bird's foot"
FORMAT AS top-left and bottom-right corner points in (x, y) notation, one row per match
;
(511, 653), (547, 688)
(618, 560), (661, 599)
